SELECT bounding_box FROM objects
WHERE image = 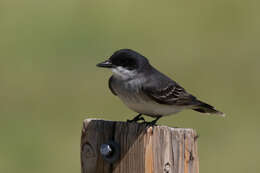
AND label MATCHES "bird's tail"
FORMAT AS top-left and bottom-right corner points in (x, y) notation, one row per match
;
(192, 100), (225, 117)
